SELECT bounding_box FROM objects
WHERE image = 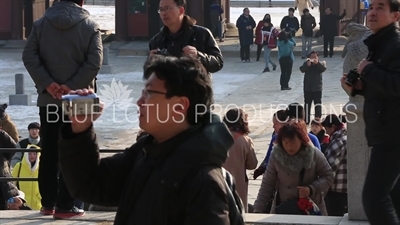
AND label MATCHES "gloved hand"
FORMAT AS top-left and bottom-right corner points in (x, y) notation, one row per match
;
(295, 7), (297, 10)
(253, 166), (266, 180)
